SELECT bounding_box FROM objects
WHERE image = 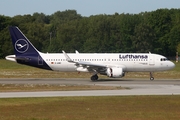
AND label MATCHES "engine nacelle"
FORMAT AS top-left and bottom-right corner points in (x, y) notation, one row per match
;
(106, 67), (125, 78)
(76, 67), (89, 72)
